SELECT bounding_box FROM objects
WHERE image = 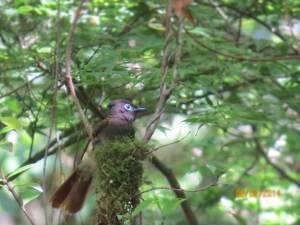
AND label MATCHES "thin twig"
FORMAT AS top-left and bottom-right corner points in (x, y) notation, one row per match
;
(209, 0), (228, 20)
(195, 0), (286, 41)
(116, 7), (163, 38)
(99, 92), (105, 107)
(84, 7), (162, 67)
(146, 132), (190, 155)
(185, 28), (300, 62)
(28, 85), (51, 159)
(142, 2), (198, 224)
(143, 13), (184, 142)
(216, 98), (228, 120)
(283, 0), (300, 55)
(26, 70), (52, 108)
(252, 125), (300, 187)
(0, 73), (45, 99)
(138, 181), (218, 197)
(0, 167), (35, 225)
(65, 0), (94, 140)
(168, 15), (184, 92)
(42, 2), (61, 223)
(144, 108), (164, 136)
(0, 82), (28, 99)
(0, 130), (88, 187)
(236, 17), (242, 43)
(74, 85), (97, 169)
(160, 11), (173, 94)
(84, 41), (106, 66)
(208, 0), (236, 39)
(184, 78), (260, 105)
